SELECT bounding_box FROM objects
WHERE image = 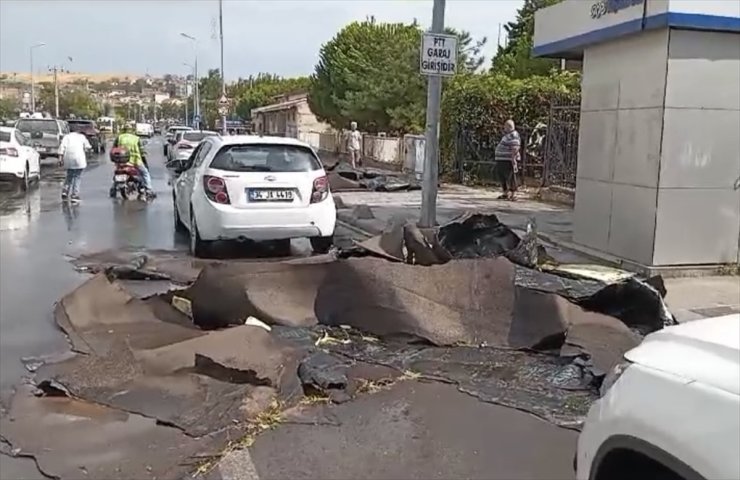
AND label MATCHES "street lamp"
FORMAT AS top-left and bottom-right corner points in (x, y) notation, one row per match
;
(29, 42), (46, 113)
(180, 32), (199, 128)
(183, 62), (195, 127)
